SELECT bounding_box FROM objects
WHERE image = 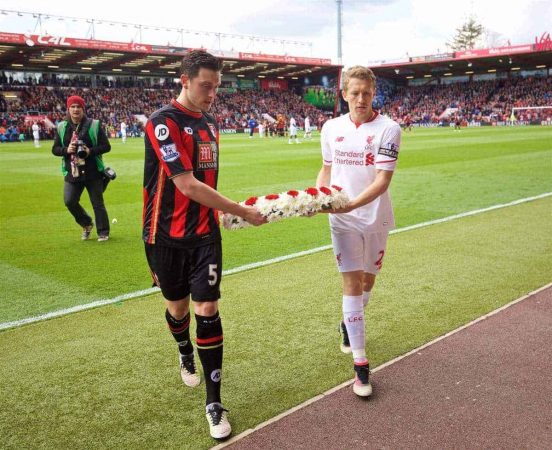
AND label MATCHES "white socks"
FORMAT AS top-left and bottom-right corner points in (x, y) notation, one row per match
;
(342, 295), (366, 362)
(363, 291), (371, 307)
